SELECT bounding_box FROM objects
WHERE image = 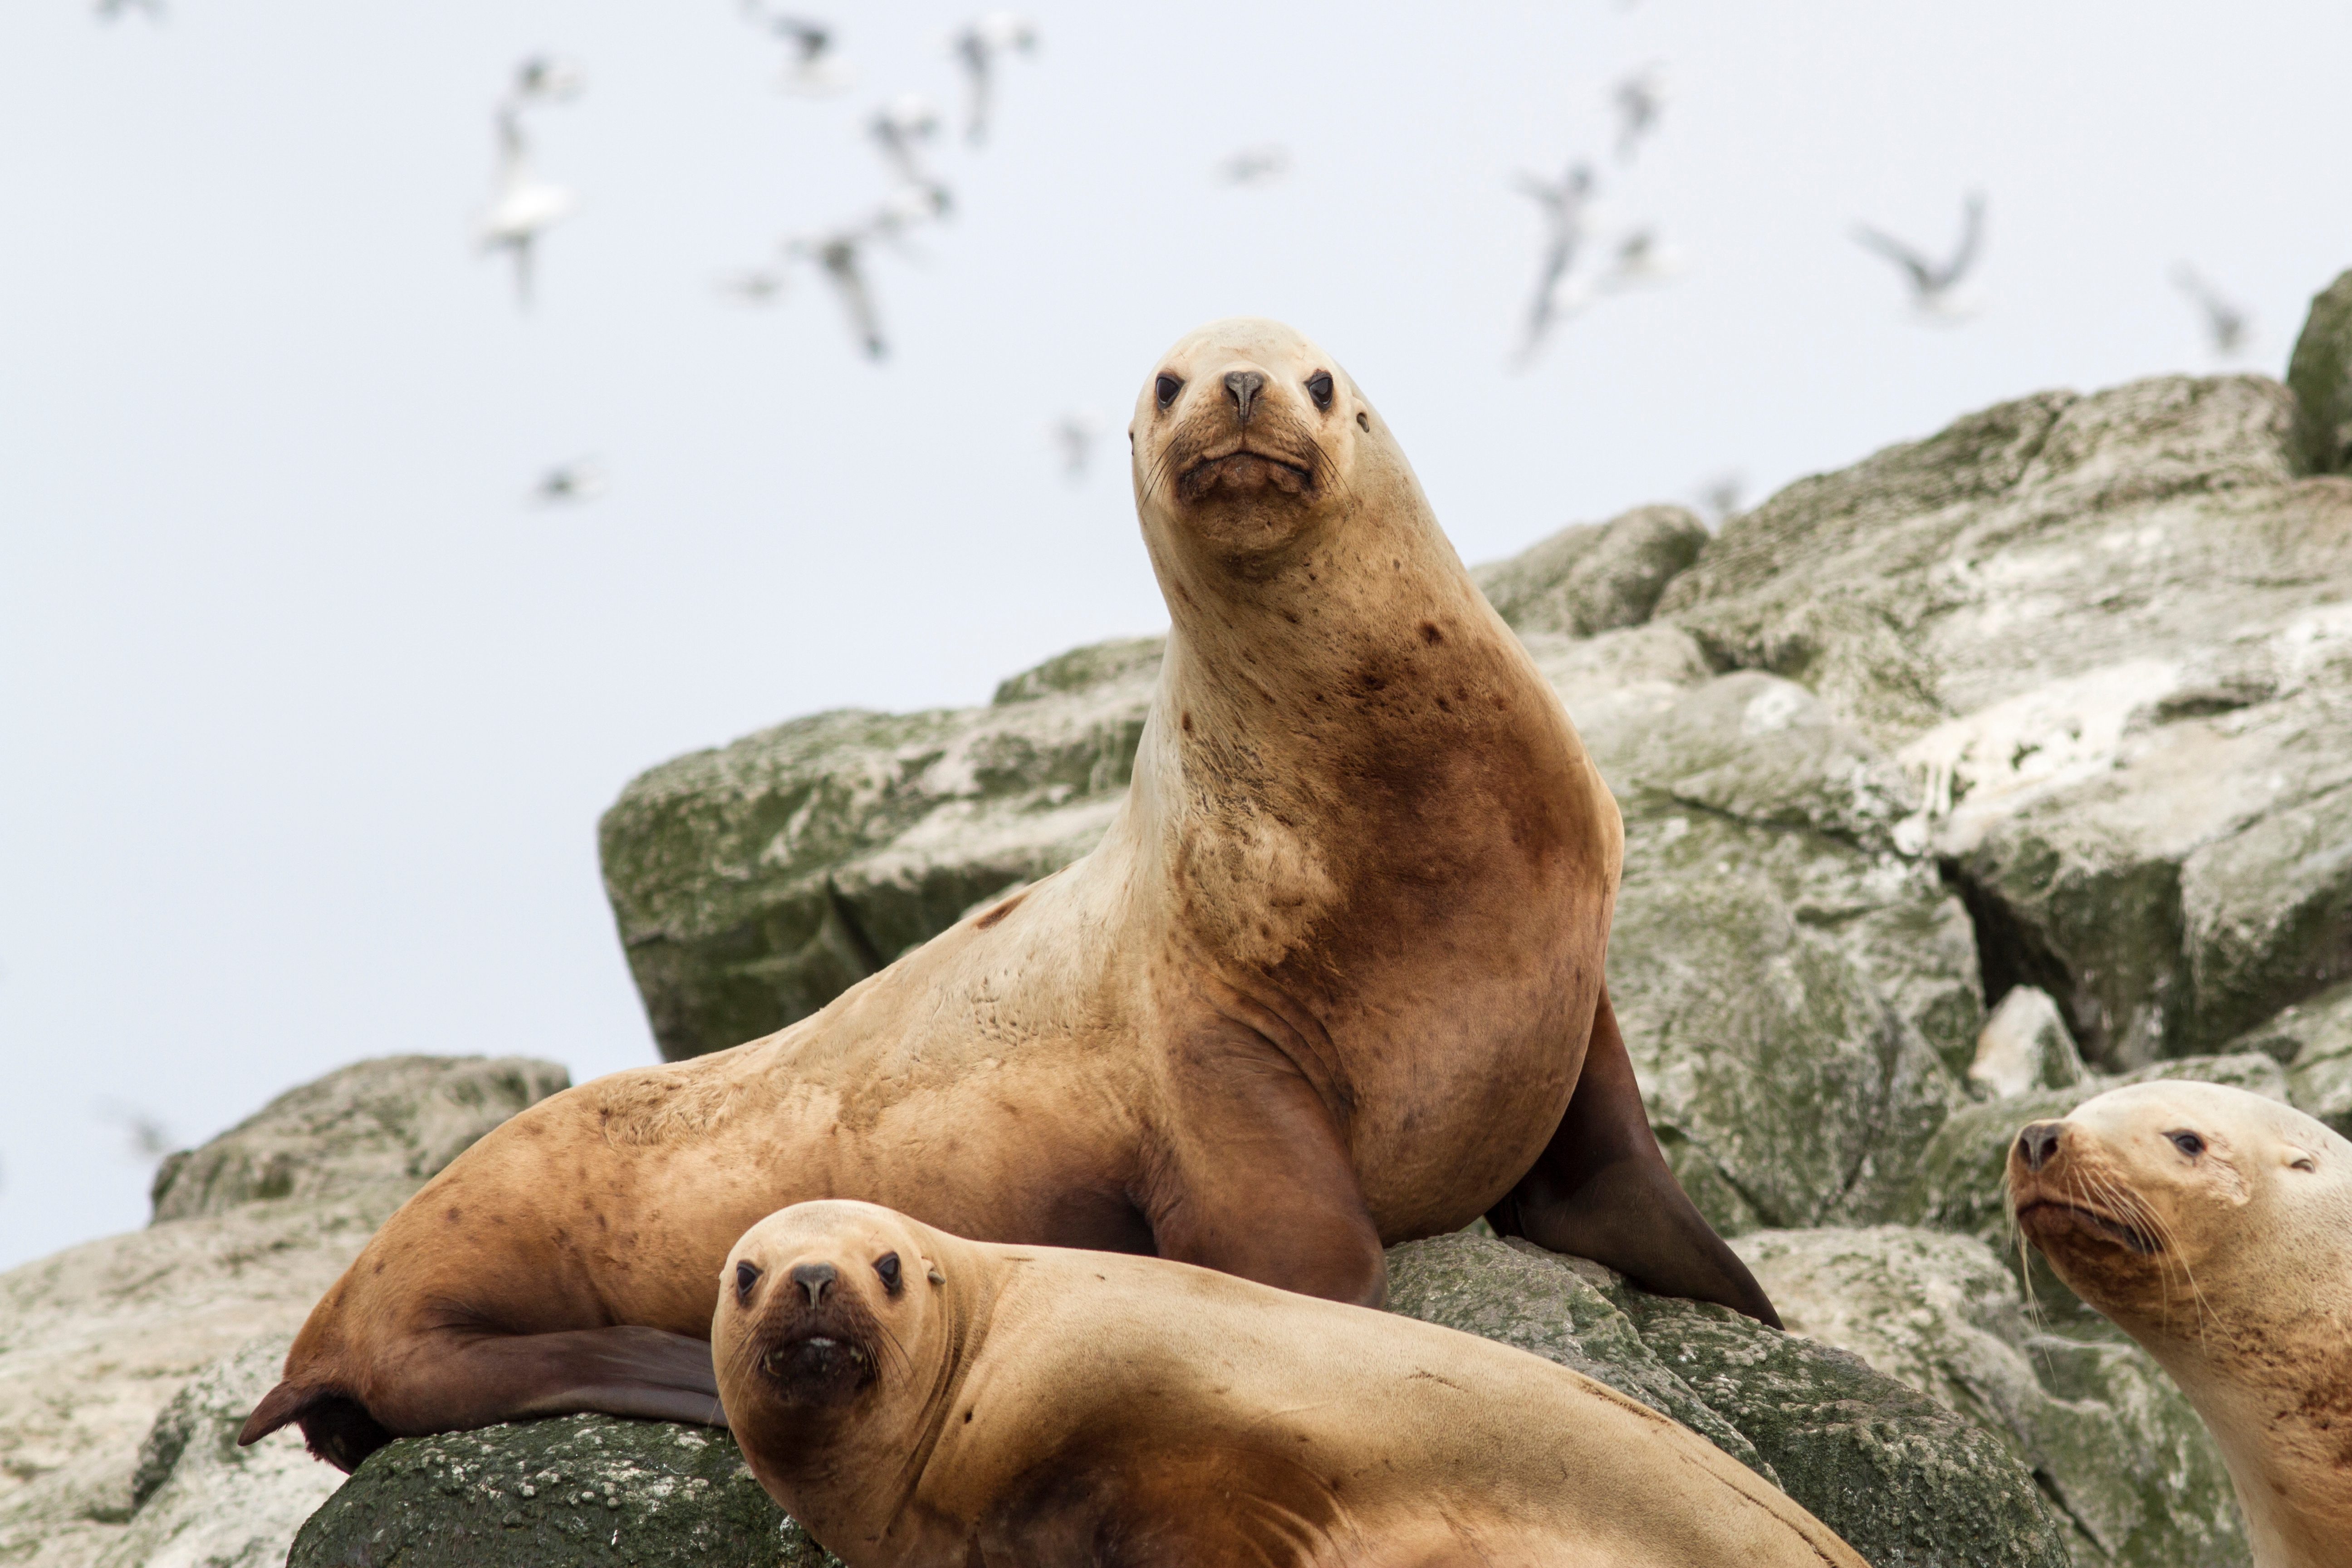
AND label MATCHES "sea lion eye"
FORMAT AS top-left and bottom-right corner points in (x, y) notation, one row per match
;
(1155, 374), (1183, 410)
(874, 1252), (902, 1293)
(2168, 1131), (2205, 1158)
(1306, 371), (1333, 411)
(735, 1260), (762, 1303)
